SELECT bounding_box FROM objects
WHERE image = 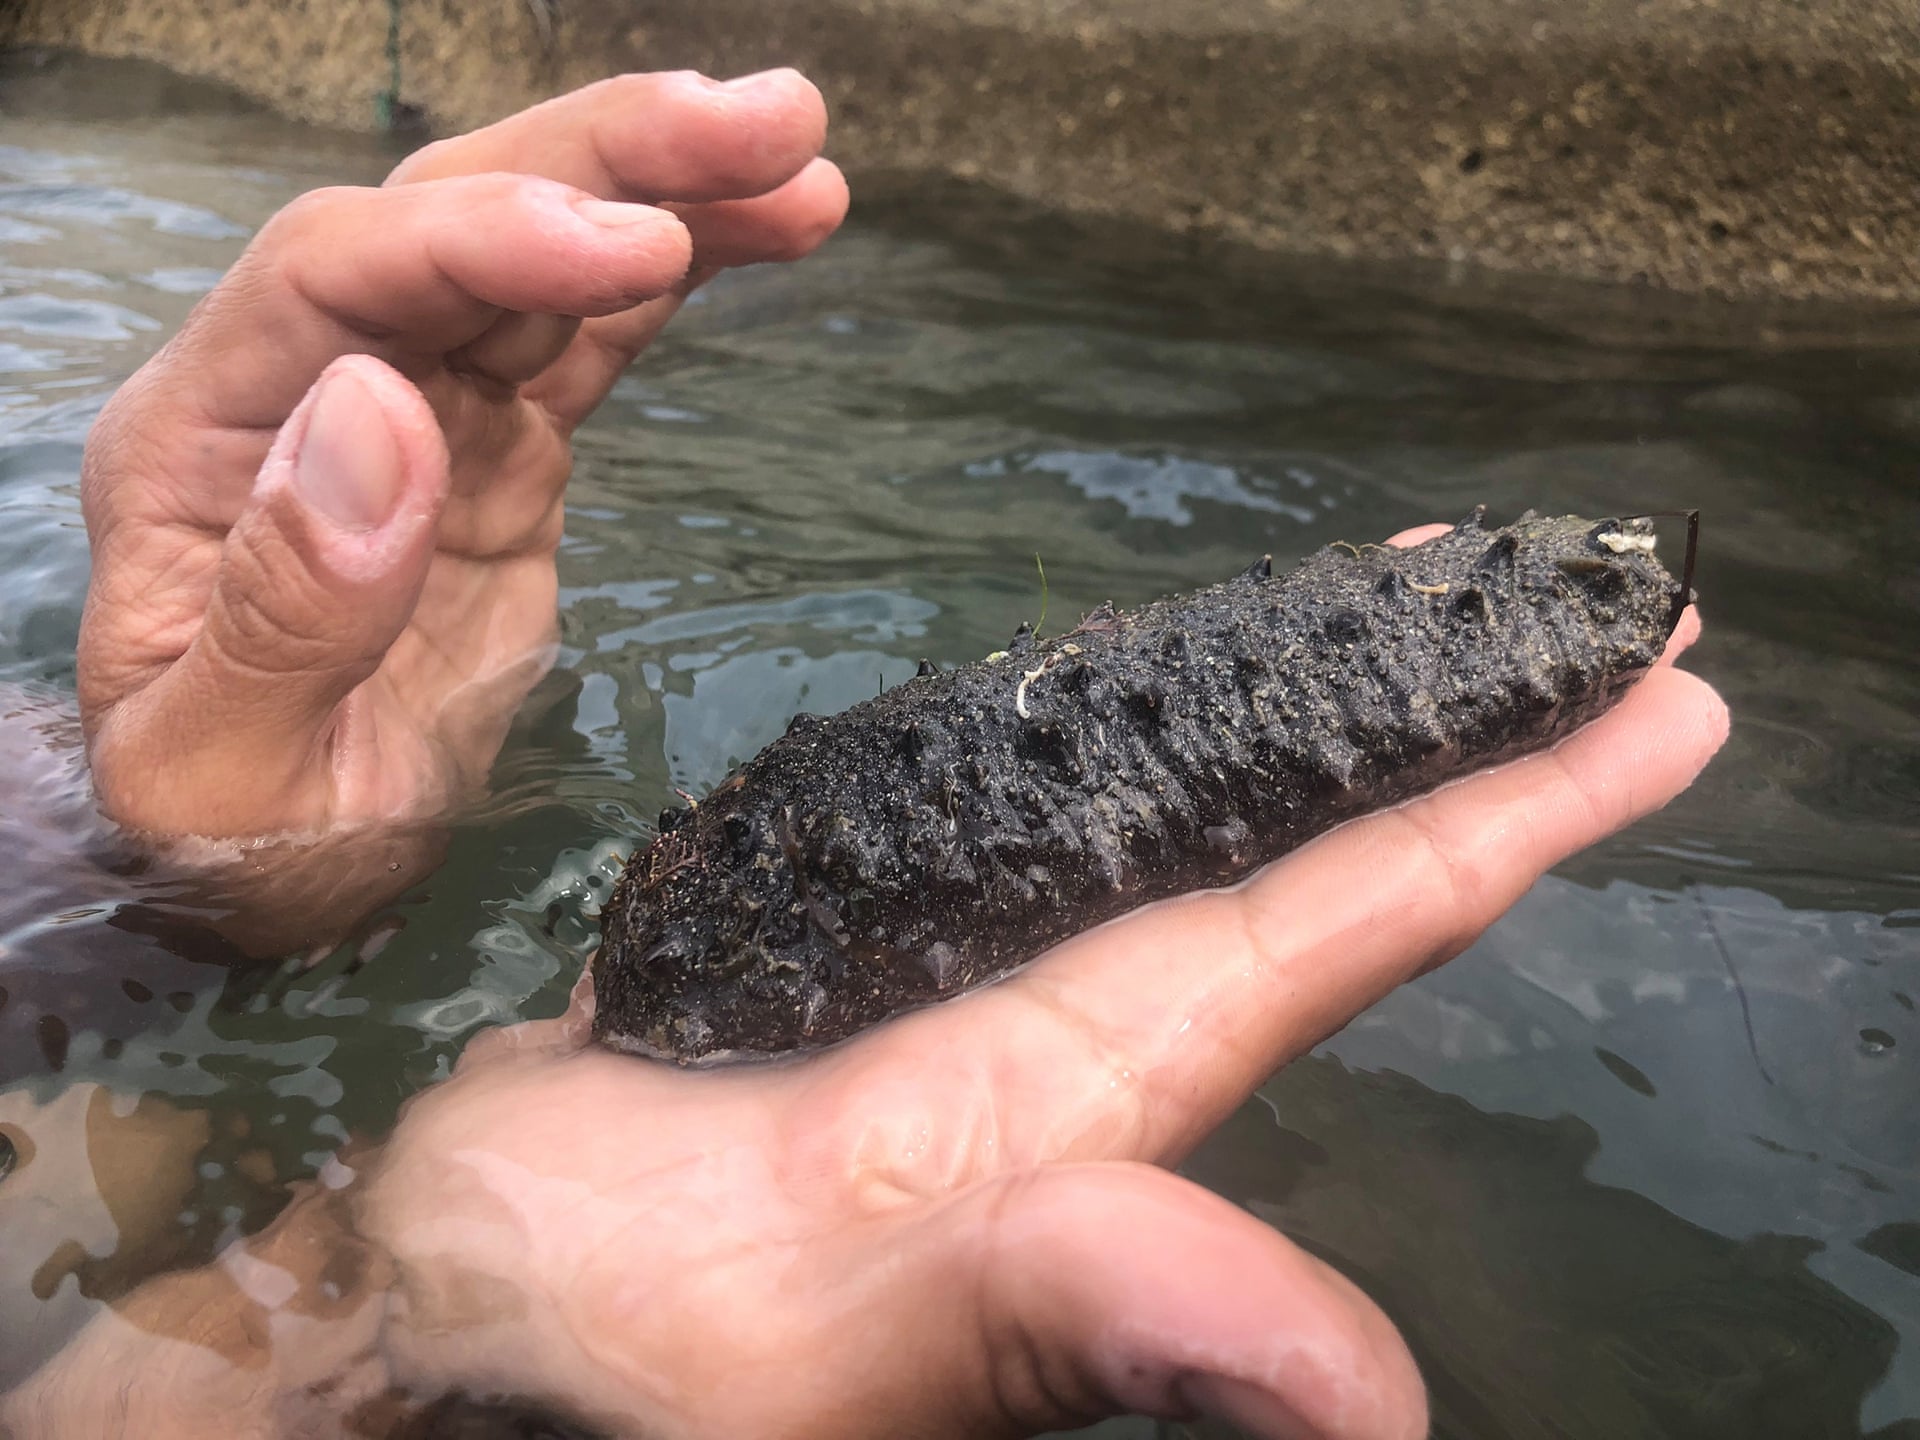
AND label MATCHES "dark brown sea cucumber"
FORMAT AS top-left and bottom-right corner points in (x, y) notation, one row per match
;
(594, 510), (1693, 1062)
